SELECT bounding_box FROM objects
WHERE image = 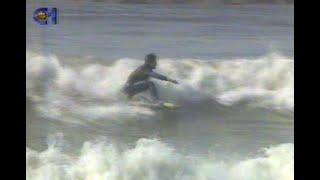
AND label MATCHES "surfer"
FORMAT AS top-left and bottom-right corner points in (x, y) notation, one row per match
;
(122, 53), (178, 104)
